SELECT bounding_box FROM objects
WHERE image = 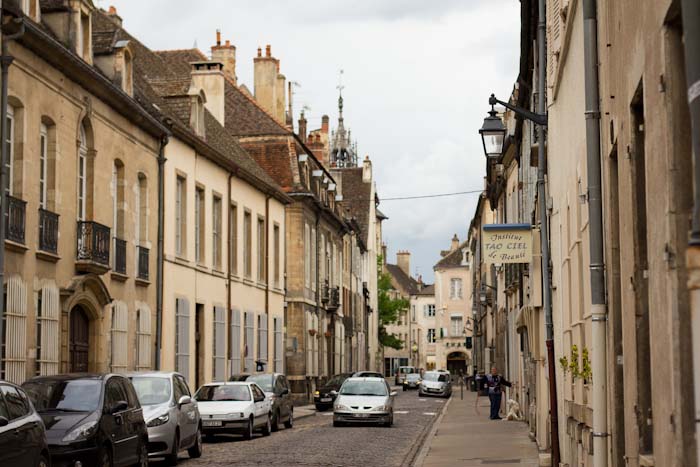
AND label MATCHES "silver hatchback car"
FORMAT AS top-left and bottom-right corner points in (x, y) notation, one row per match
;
(128, 372), (202, 464)
(418, 371), (452, 398)
(332, 377), (396, 427)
